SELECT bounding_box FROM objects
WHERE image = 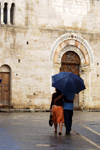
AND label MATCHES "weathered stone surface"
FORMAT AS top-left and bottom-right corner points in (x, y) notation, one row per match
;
(0, 0), (100, 110)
